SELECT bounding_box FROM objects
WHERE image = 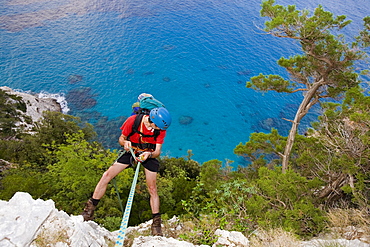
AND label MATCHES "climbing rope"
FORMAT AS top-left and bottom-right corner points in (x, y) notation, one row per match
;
(115, 147), (141, 246)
